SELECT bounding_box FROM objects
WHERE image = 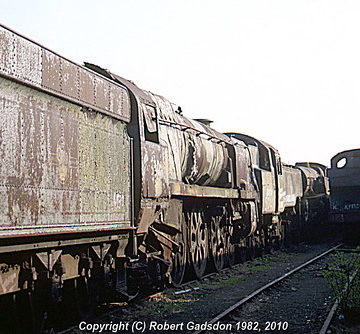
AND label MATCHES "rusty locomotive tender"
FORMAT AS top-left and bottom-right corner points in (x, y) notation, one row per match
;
(0, 25), (330, 329)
